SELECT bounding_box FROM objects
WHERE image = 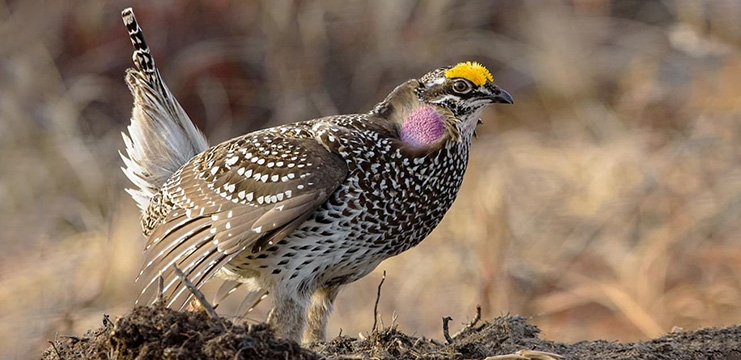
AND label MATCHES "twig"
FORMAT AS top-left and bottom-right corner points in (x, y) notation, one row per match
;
(48, 340), (61, 359)
(485, 350), (564, 360)
(442, 316), (454, 344)
(453, 304), (482, 338)
(172, 265), (223, 328)
(469, 305), (482, 326)
(102, 314), (112, 328)
(155, 275), (165, 305)
(372, 270), (386, 333)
